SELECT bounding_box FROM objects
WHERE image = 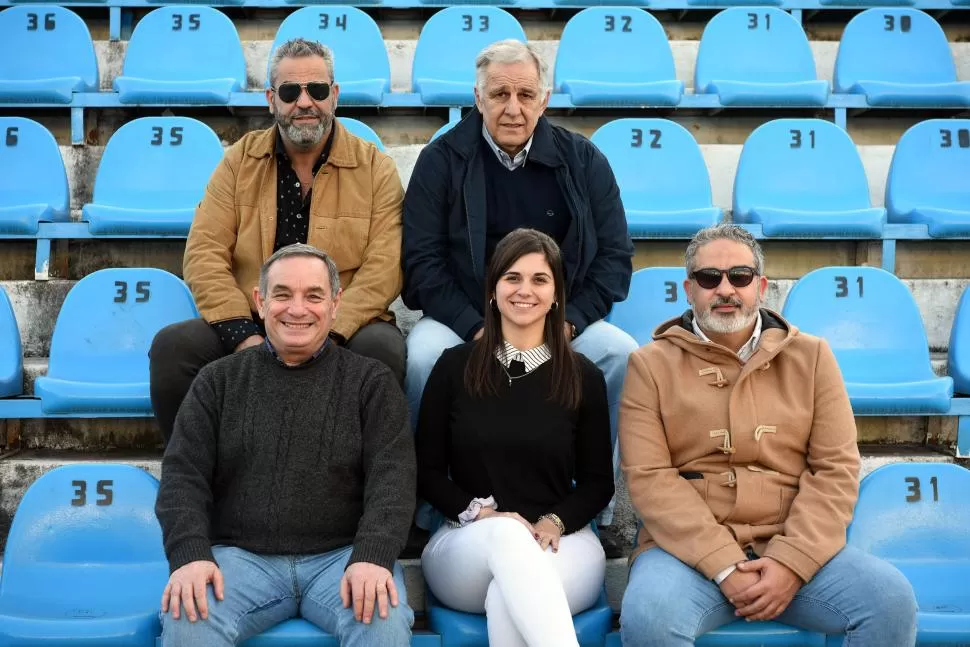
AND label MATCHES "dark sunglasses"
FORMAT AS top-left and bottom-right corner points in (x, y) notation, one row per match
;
(690, 266), (758, 290)
(273, 81), (331, 103)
